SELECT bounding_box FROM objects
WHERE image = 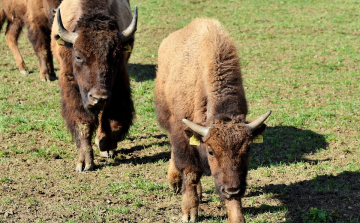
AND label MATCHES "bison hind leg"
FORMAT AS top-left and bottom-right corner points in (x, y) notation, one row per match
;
(5, 18), (29, 75)
(168, 152), (182, 193)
